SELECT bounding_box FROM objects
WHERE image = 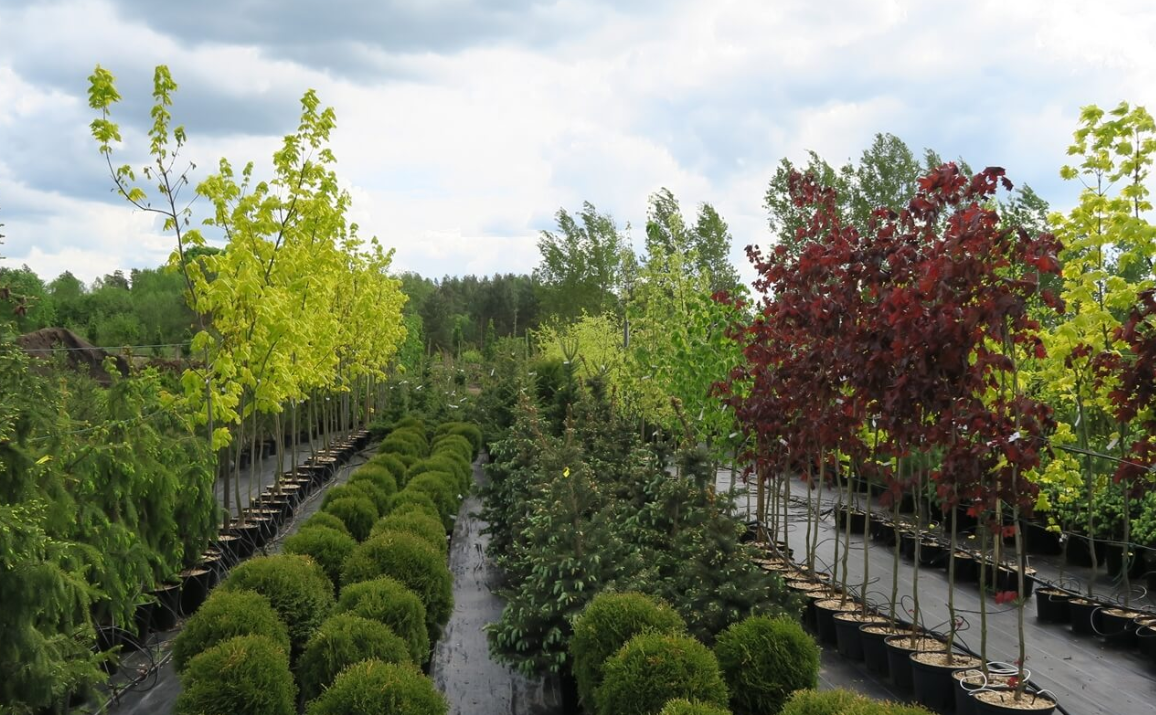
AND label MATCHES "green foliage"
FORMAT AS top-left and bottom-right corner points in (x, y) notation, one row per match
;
(659, 700), (733, 715)
(432, 434), (473, 463)
(349, 464), (399, 500)
(296, 613), (412, 702)
(304, 659), (447, 715)
(175, 635), (296, 715)
(386, 490), (442, 523)
(714, 616), (820, 715)
(368, 452), (408, 483)
(434, 421), (483, 456)
(381, 435), (422, 458)
(323, 496), (378, 542)
(779, 689), (933, 715)
(571, 592), (687, 710)
(534, 202), (631, 321)
(341, 531), (453, 640)
(410, 455), (471, 494)
(405, 473), (460, 528)
(372, 510), (448, 555)
(173, 589), (290, 672)
(300, 511), (351, 537)
(283, 527), (357, 587)
(596, 633), (729, 715)
(220, 555), (335, 654)
(336, 577), (430, 663)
